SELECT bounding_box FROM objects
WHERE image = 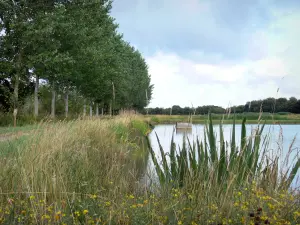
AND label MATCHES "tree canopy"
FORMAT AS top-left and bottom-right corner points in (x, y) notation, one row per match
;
(145, 97), (300, 115)
(0, 0), (153, 122)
